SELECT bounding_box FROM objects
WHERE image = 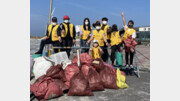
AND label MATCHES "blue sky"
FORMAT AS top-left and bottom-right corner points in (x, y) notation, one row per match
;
(31, 0), (150, 36)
